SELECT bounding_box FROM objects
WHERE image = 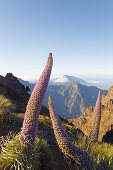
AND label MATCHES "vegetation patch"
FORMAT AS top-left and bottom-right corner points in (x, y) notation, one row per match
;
(0, 134), (53, 170)
(72, 132), (113, 169)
